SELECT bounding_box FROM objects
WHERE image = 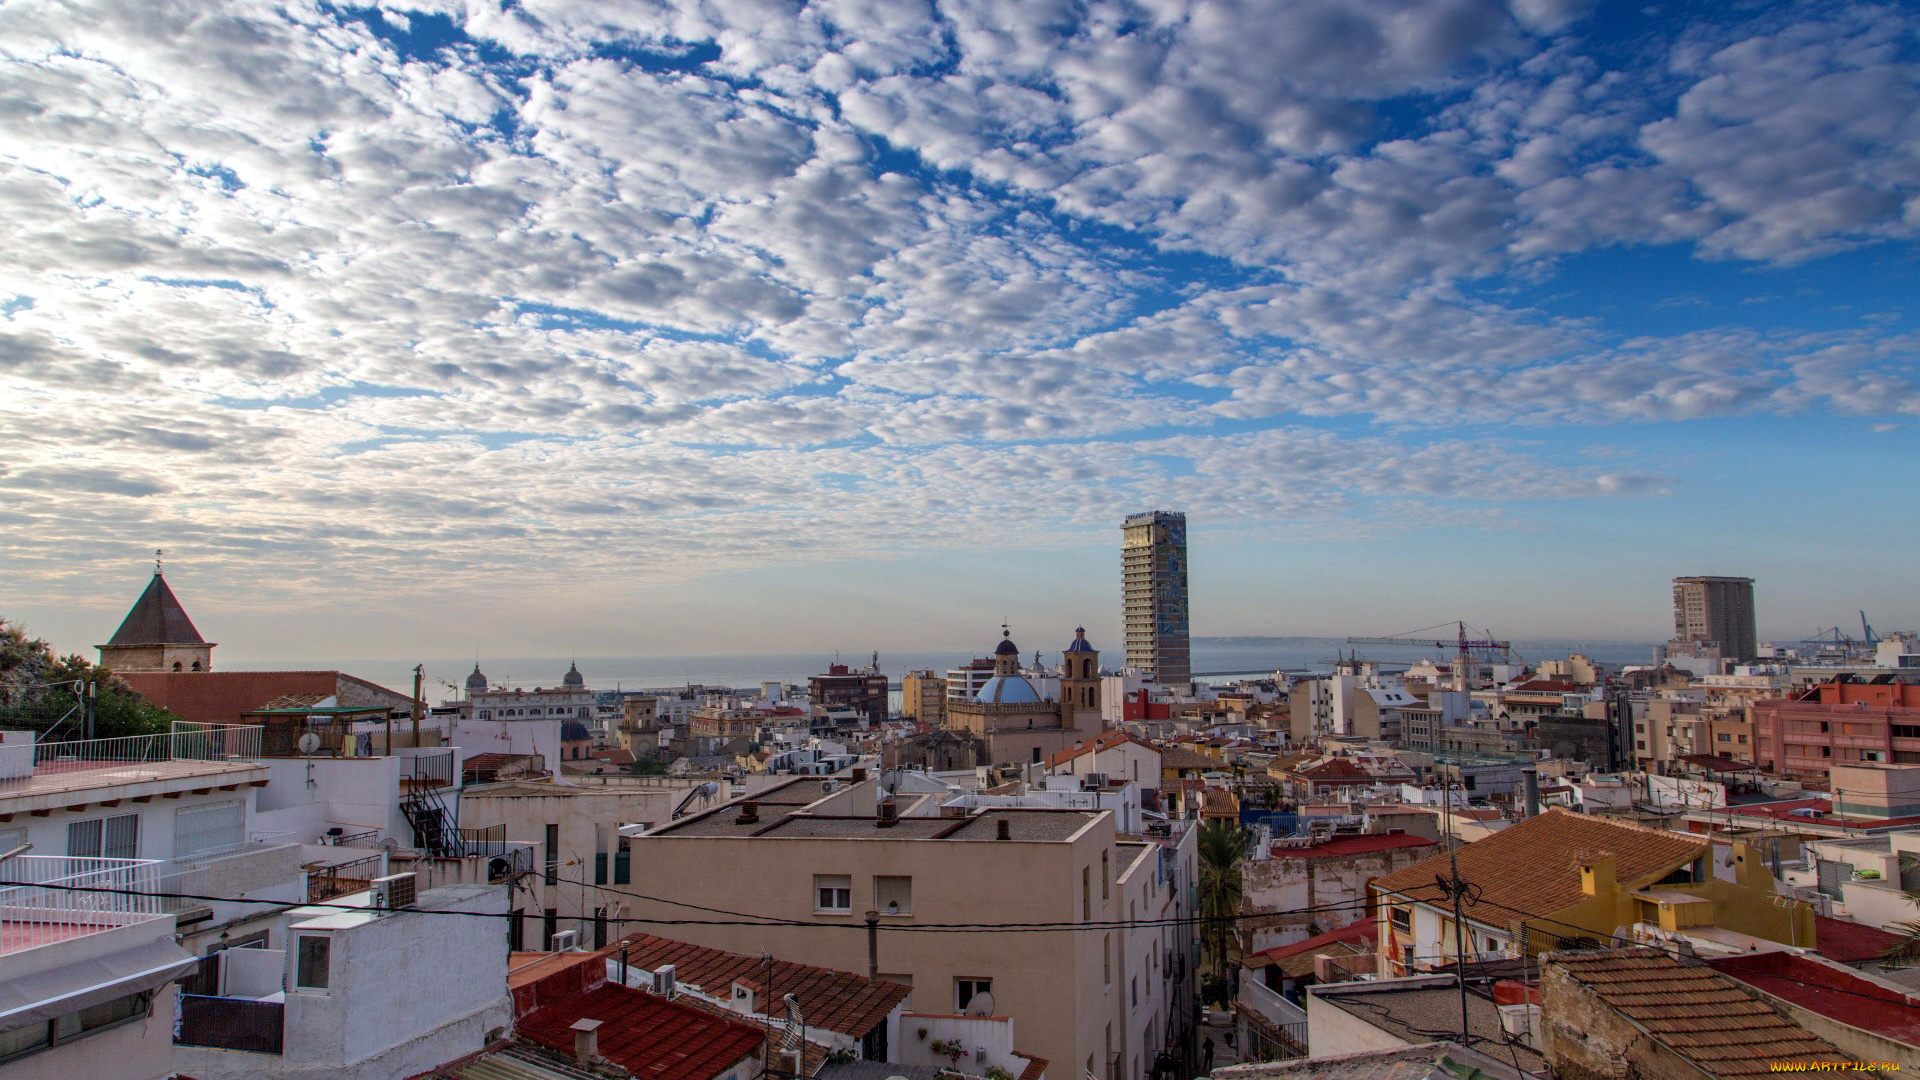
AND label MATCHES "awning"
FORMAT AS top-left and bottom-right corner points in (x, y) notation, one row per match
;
(0, 936), (199, 1029)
